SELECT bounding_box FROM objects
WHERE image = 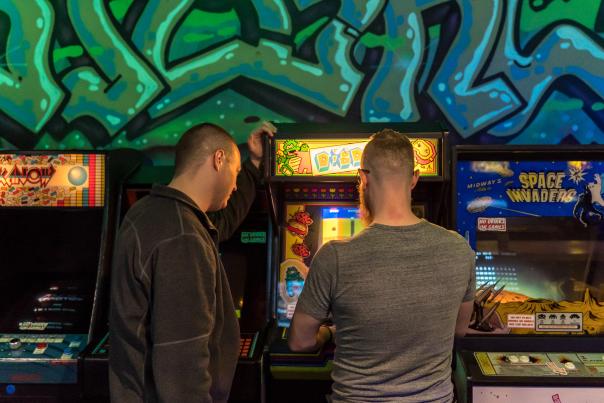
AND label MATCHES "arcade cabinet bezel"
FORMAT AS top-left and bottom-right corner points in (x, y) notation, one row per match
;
(263, 122), (449, 393)
(452, 144), (604, 353)
(452, 145), (604, 402)
(0, 149), (142, 401)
